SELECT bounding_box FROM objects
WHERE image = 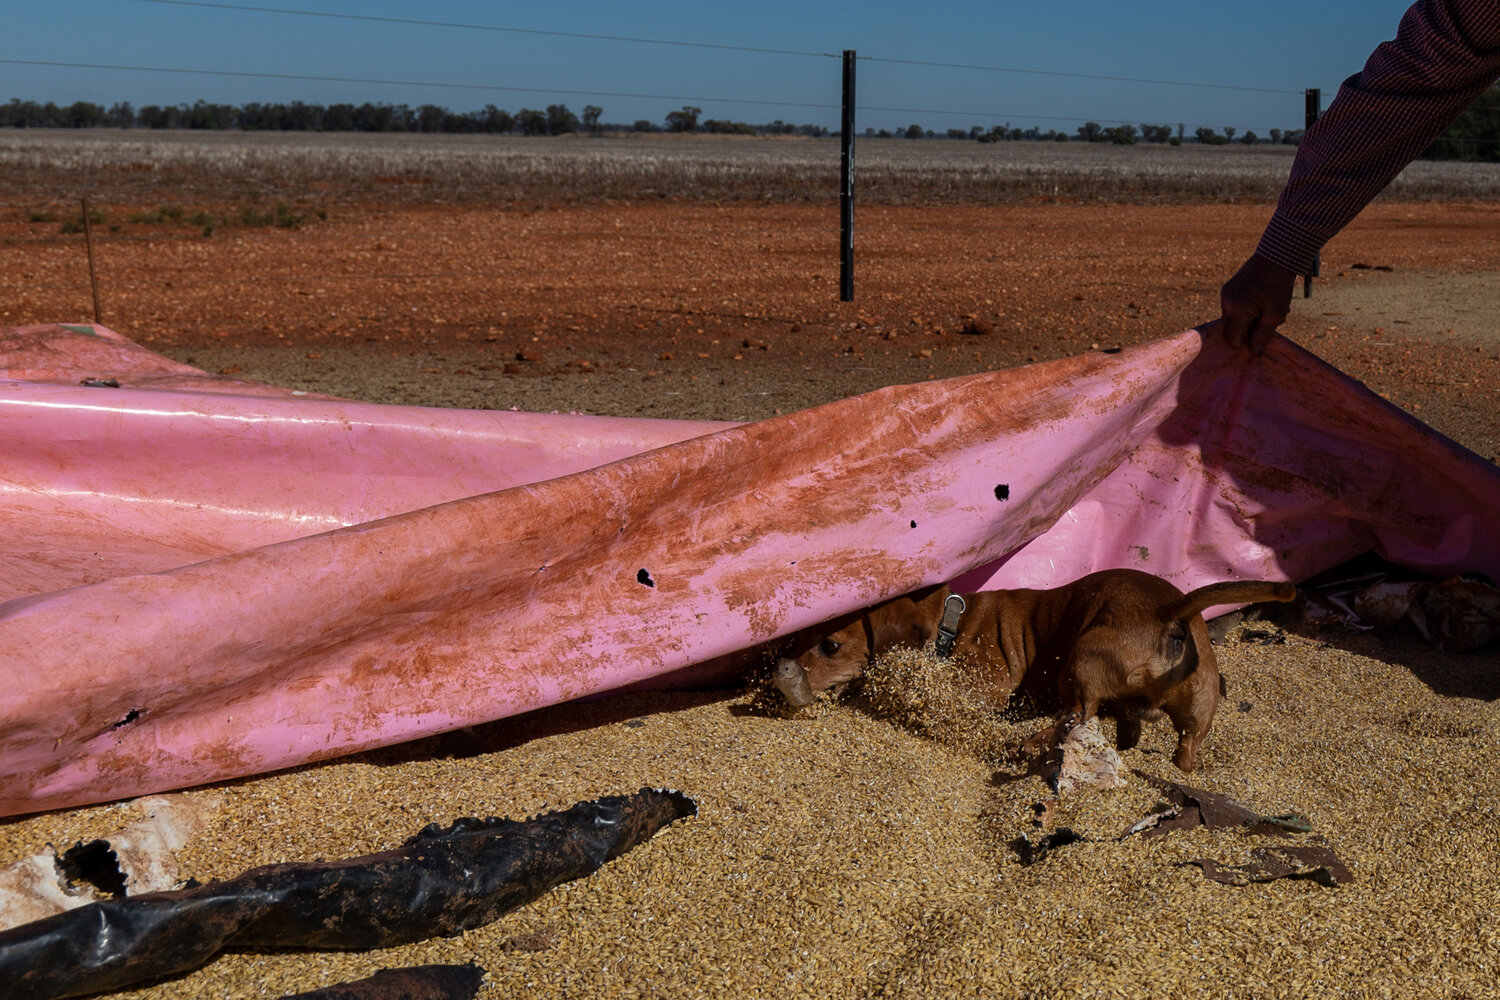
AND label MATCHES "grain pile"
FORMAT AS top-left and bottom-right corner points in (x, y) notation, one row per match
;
(852, 645), (1032, 767)
(1, 620), (1495, 999)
